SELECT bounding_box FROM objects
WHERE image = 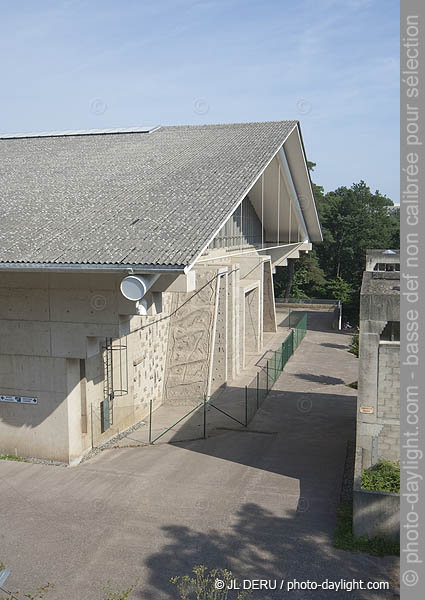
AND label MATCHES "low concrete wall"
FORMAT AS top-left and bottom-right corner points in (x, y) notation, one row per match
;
(276, 302), (336, 311)
(352, 447), (400, 540)
(353, 486), (400, 540)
